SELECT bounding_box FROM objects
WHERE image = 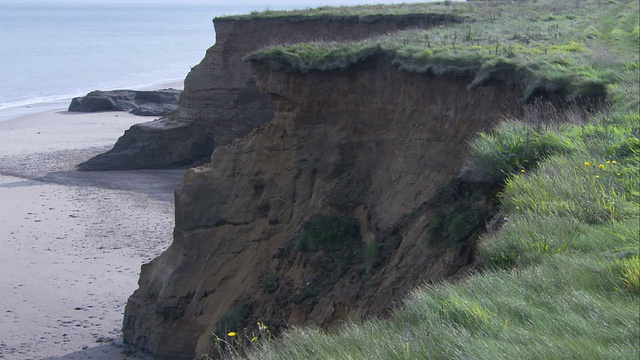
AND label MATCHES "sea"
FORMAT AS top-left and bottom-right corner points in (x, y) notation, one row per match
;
(0, 0), (441, 122)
